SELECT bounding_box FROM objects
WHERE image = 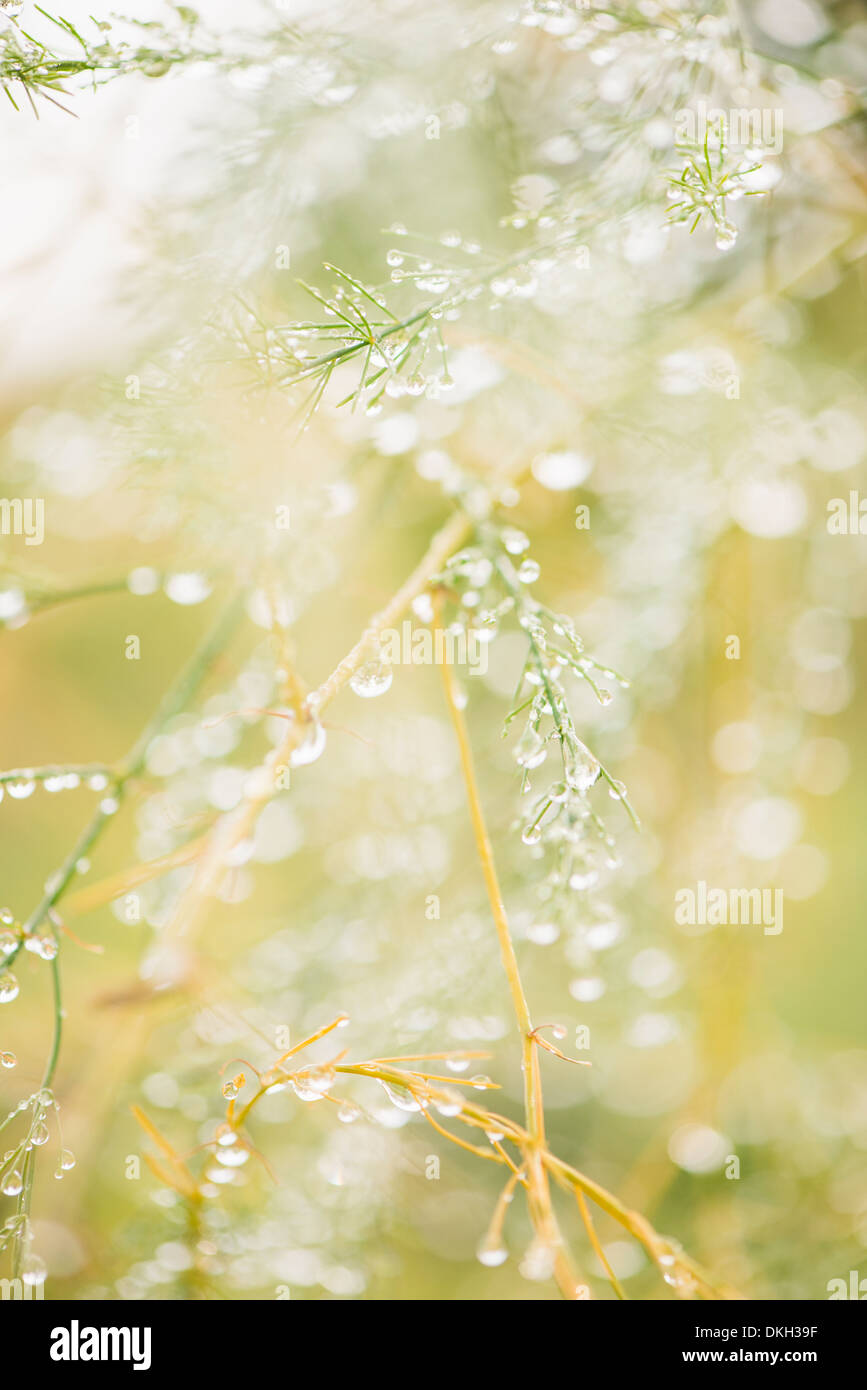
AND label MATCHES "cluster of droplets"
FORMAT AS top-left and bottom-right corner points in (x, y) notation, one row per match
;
(0, 1214), (48, 1286)
(377, 323), (458, 405)
(0, 766), (115, 808)
(198, 1123), (252, 1191)
(490, 546), (635, 944)
(666, 126), (770, 253)
(0, 907), (61, 1004)
(431, 539), (536, 652)
(385, 244), (466, 297)
(0, 909), (20, 1004)
(1, 1090), (75, 1218)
